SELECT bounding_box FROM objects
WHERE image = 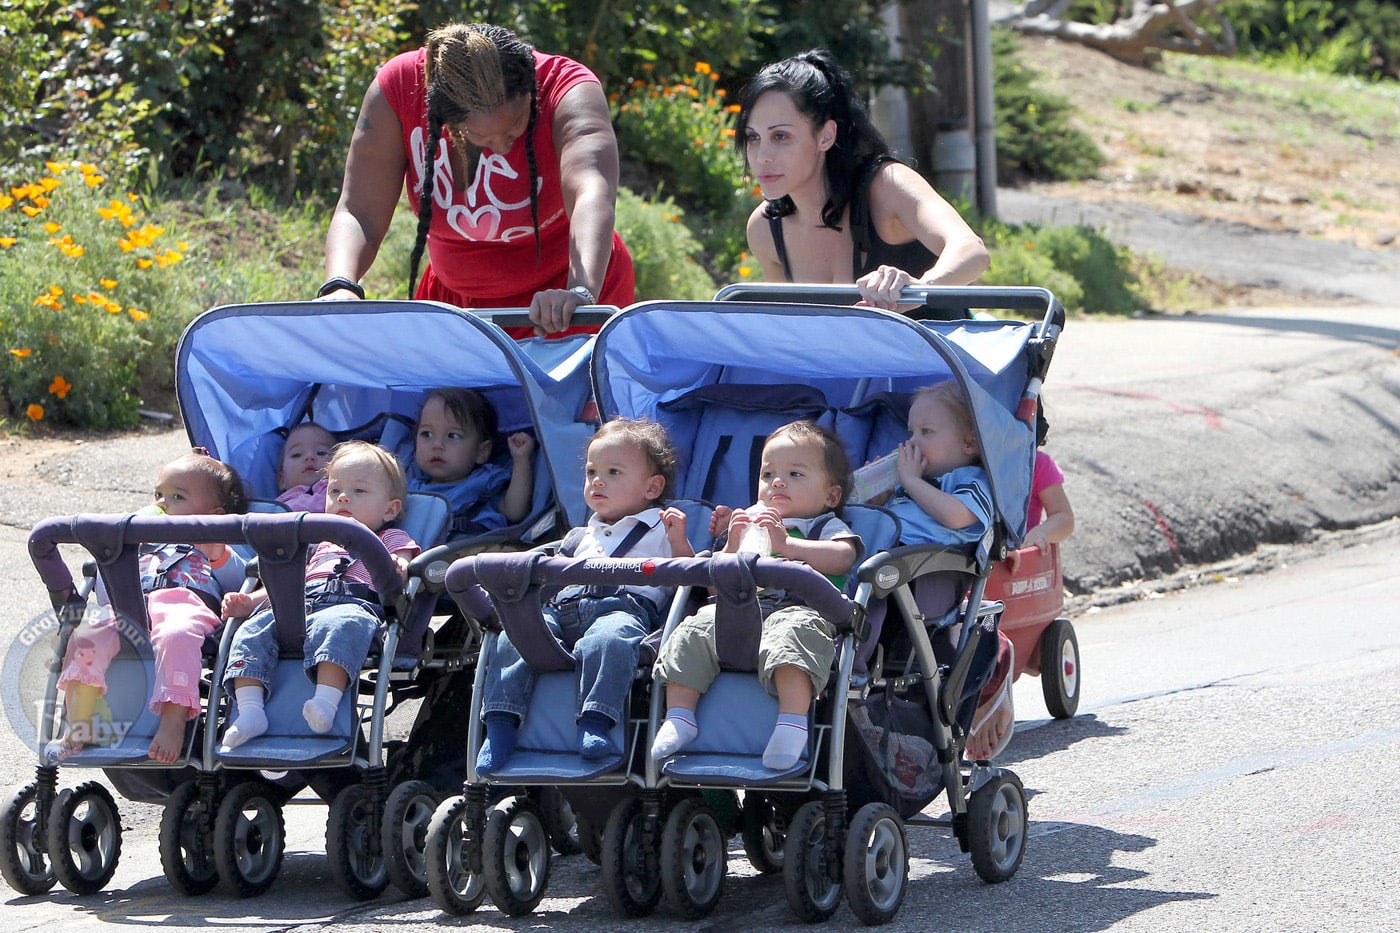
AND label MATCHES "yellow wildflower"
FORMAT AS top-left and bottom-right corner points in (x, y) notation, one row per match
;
(0, 194), (11, 210)
(128, 307), (150, 322)
(0, 237), (16, 248)
(45, 161), (68, 174)
(84, 173), (105, 188)
(695, 62), (712, 75)
(39, 177), (60, 192)
(136, 258), (153, 269)
(44, 221), (62, 234)
(21, 205), (42, 217)
(99, 277), (117, 289)
(9, 348), (33, 358)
